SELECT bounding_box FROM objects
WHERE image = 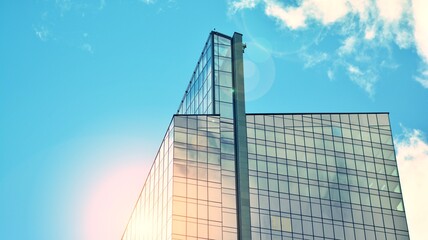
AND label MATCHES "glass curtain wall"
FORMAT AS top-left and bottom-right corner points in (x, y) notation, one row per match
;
(171, 115), (238, 239)
(246, 113), (408, 240)
(123, 122), (175, 240)
(172, 32), (240, 239)
(177, 34), (214, 115)
(123, 31), (409, 240)
(124, 32), (240, 240)
(176, 31), (235, 119)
